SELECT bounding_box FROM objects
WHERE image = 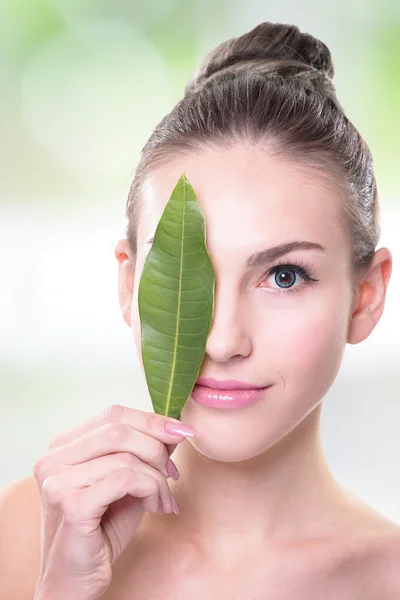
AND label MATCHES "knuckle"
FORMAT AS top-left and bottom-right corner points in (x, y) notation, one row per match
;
(104, 422), (129, 443)
(33, 456), (49, 484)
(41, 476), (60, 503)
(145, 412), (159, 431)
(152, 440), (168, 464)
(102, 404), (125, 422)
(145, 476), (159, 495)
(119, 452), (136, 466)
(115, 467), (134, 486)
